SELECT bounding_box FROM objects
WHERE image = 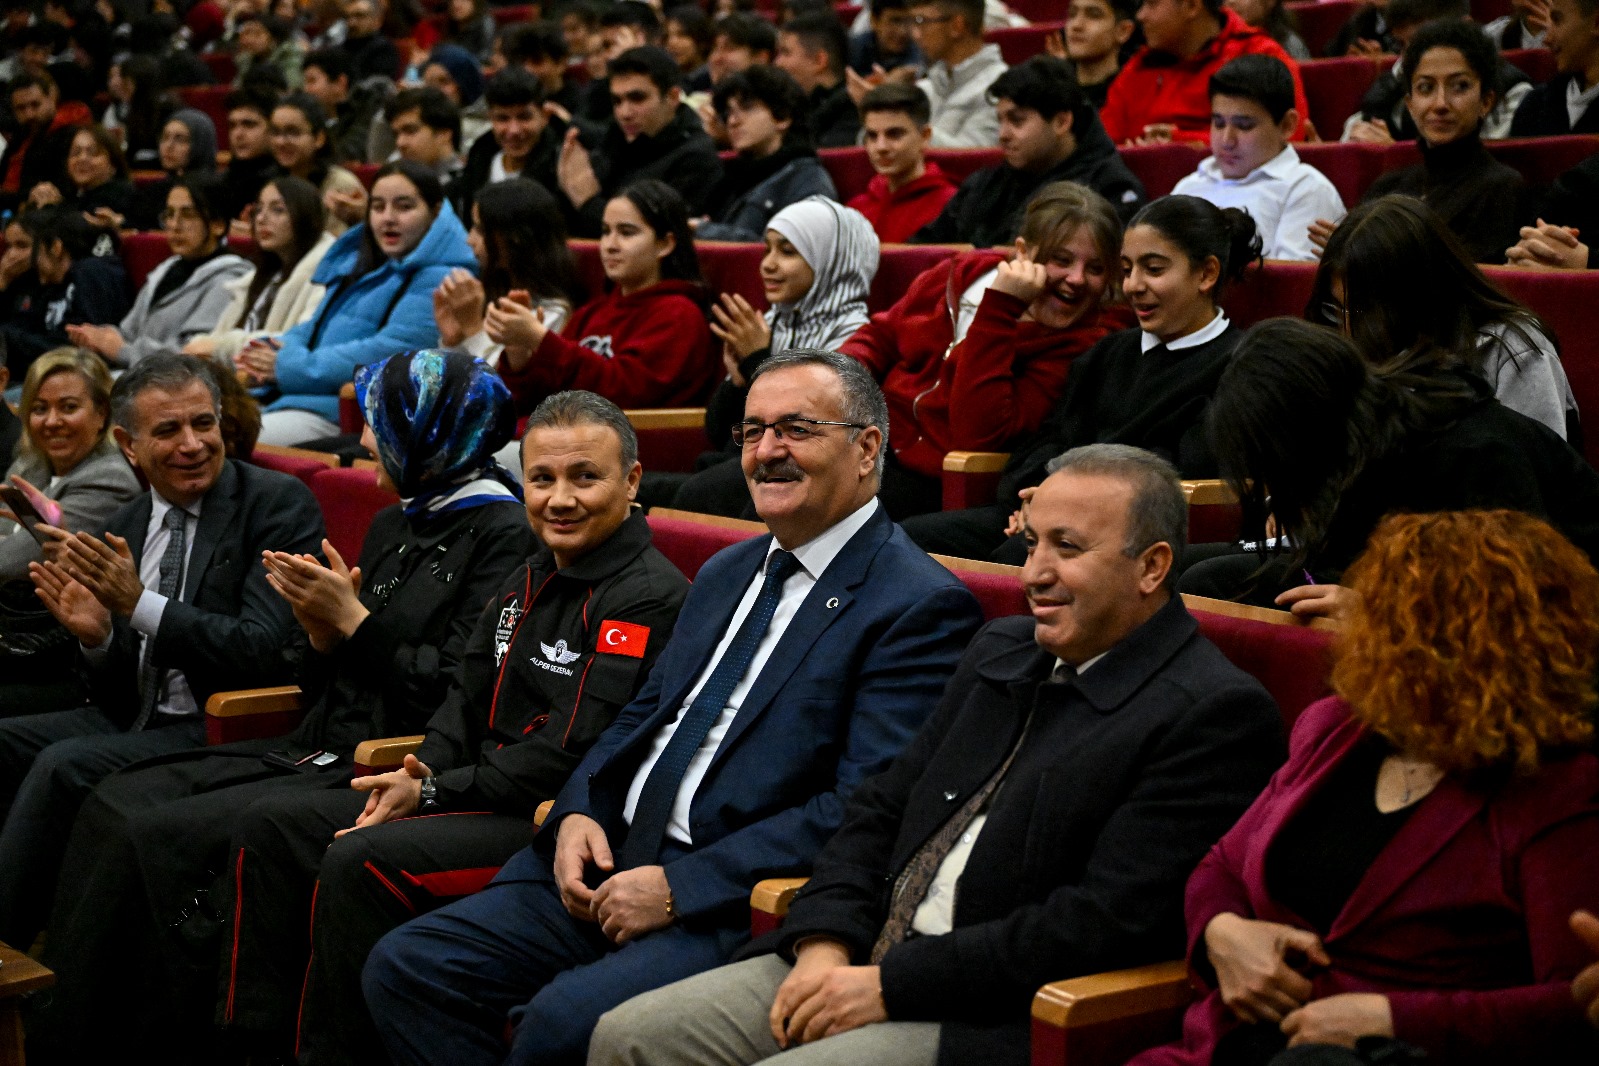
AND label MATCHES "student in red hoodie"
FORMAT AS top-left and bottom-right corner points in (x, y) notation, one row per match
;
(847, 83), (958, 244)
(1100, 0), (1308, 145)
(841, 180), (1131, 516)
(486, 177), (718, 410)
